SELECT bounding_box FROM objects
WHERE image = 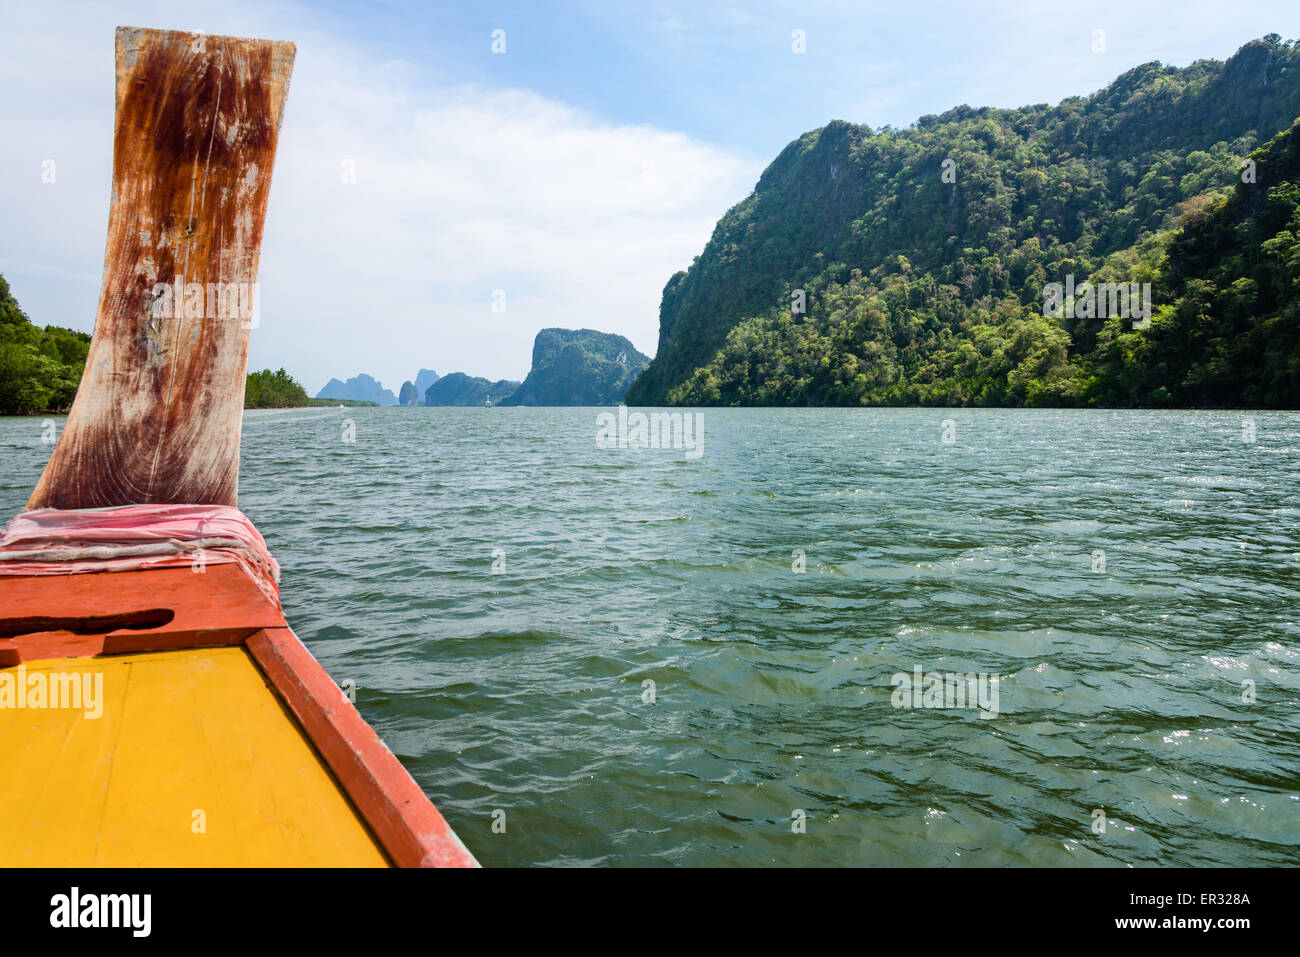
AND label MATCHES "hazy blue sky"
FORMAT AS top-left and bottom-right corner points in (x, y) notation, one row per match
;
(1, 1), (1295, 393)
